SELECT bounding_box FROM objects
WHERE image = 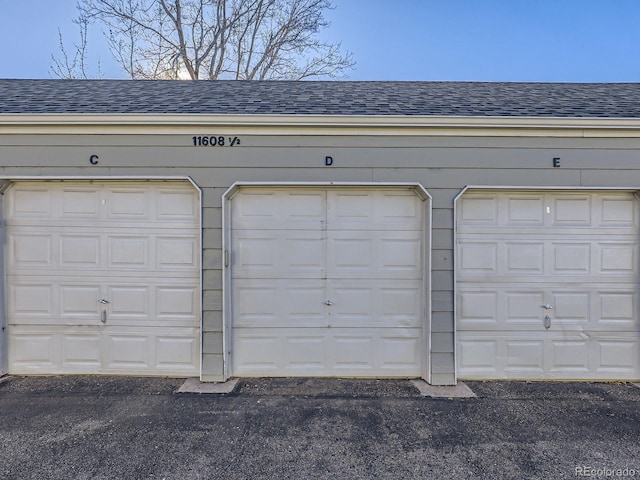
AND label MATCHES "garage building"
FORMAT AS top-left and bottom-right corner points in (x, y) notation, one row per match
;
(0, 80), (639, 385)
